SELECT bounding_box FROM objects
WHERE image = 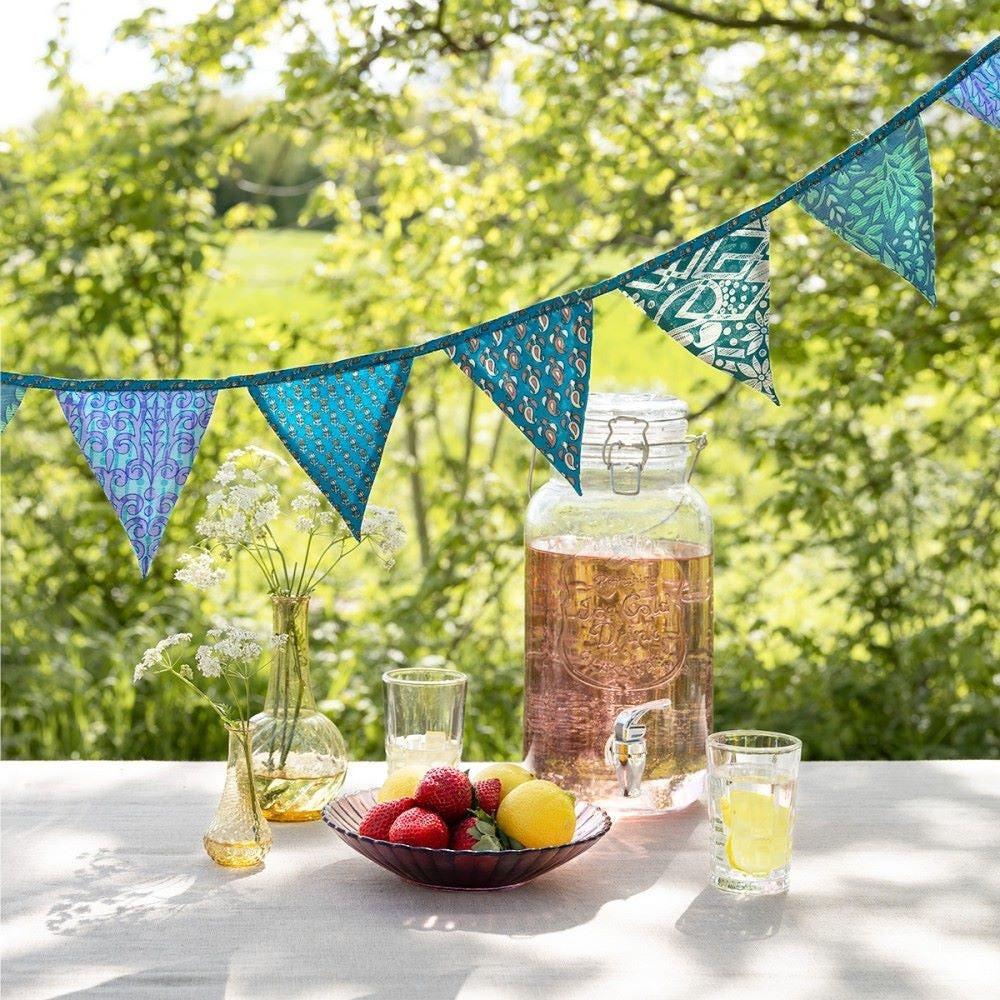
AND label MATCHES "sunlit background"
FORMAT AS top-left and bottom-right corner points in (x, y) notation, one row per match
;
(2, 1), (996, 764)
